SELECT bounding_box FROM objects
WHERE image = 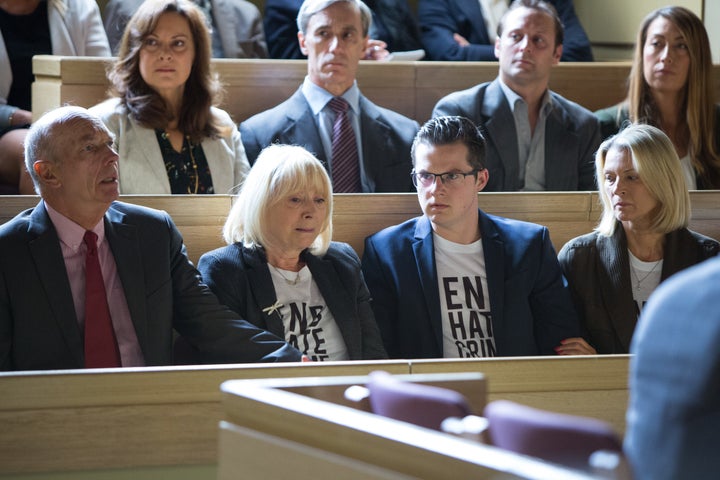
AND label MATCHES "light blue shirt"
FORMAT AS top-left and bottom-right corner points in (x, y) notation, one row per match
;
(498, 79), (553, 191)
(301, 77), (367, 189)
